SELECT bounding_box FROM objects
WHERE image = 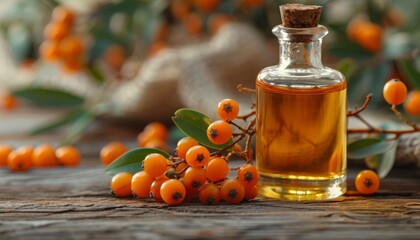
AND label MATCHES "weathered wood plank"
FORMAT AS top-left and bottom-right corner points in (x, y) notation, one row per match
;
(0, 164), (419, 240)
